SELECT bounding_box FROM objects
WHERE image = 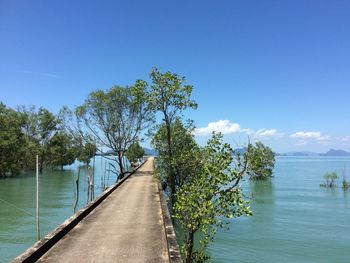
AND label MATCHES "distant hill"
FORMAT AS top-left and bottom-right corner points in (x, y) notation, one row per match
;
(320, 149), (350, 156)
(277, 149), (350, 157)
(280, 151), (319, 156)
(143, 148), (158, 156)
(233, 147), (247, 155)
(96, 148), (159, 156)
